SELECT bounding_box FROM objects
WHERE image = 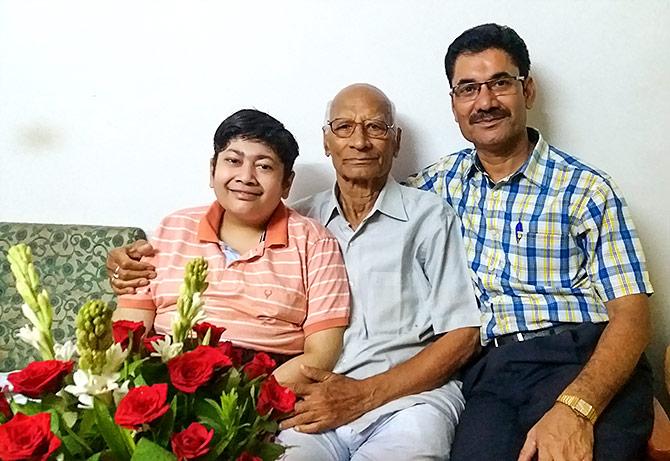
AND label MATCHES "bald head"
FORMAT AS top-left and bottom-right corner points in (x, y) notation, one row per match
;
(327, 83), (396, 124)
(322, 83), (402, 188)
